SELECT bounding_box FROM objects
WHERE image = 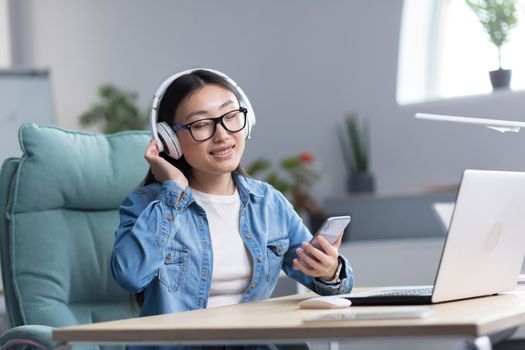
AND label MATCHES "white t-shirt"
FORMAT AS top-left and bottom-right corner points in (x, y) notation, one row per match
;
(190, 187), (252, 308)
